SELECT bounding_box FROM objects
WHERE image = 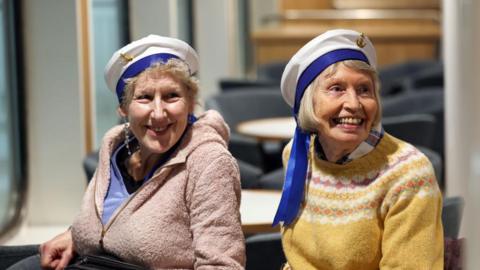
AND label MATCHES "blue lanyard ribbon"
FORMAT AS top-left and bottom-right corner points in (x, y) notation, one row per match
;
(272, 126), (310, 226)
